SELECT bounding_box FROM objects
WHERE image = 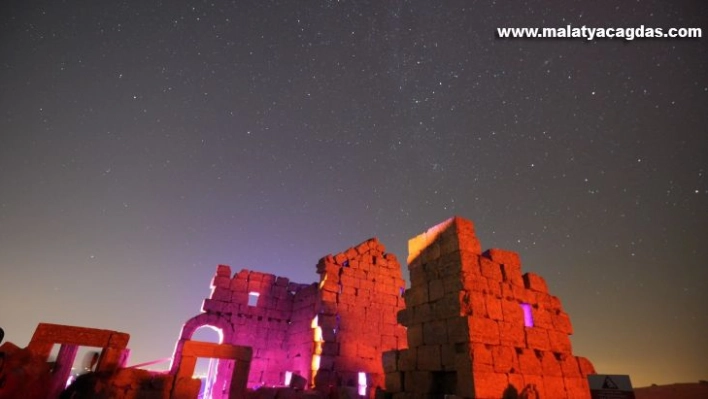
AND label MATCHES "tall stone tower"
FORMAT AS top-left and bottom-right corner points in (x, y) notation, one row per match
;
(383, 217), (596, 398)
